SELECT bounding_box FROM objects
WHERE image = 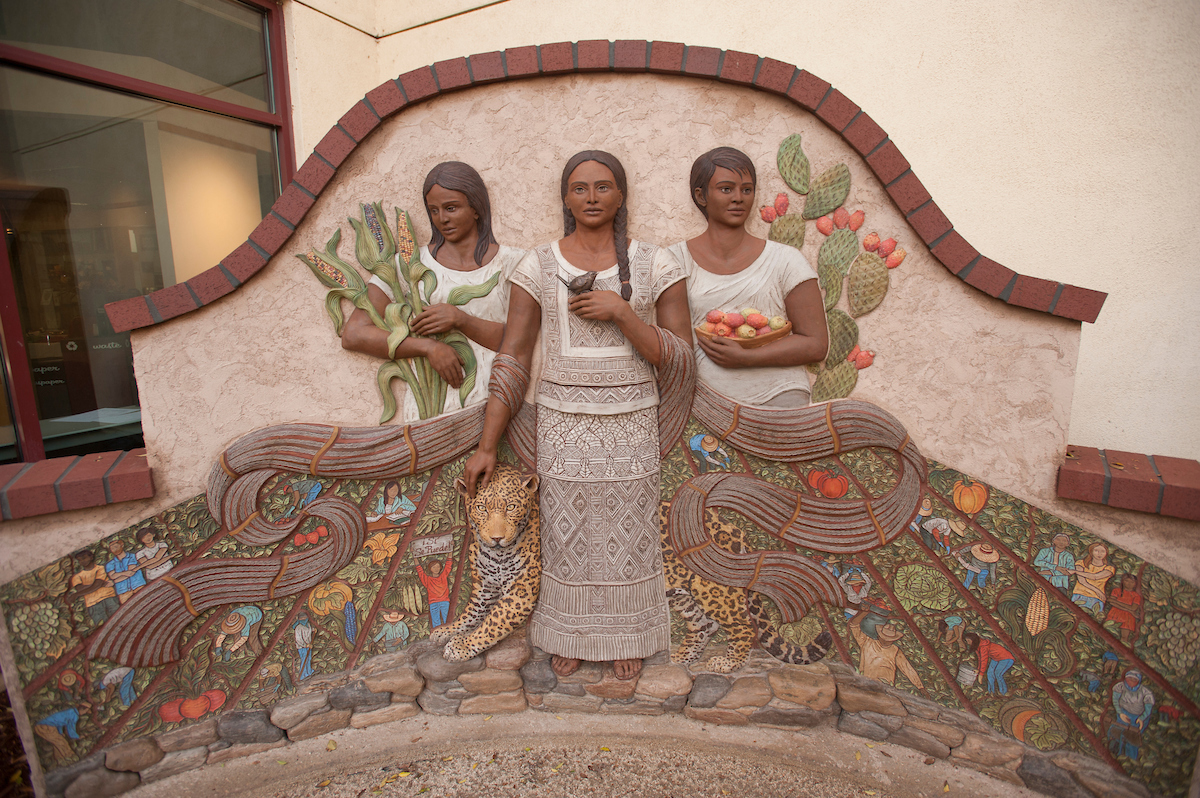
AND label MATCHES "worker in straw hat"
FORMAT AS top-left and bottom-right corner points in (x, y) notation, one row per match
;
(955, 542), (1000, 590)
